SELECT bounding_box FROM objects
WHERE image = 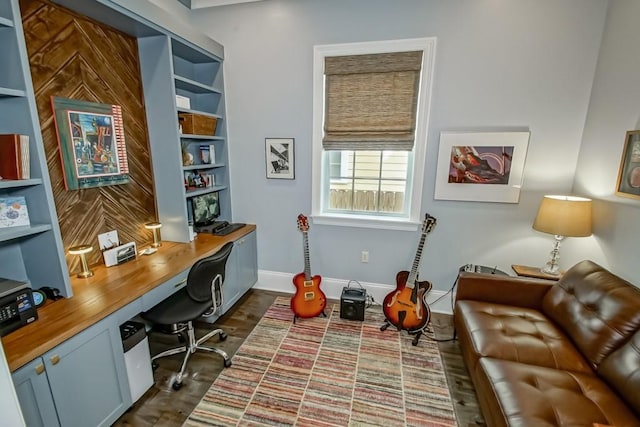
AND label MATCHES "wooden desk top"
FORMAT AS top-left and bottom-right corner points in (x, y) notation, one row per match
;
(1, 225), (255, 372)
